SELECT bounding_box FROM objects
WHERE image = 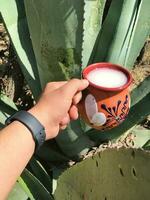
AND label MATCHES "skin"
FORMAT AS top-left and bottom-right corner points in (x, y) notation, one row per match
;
(0, 79), (89, 200)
